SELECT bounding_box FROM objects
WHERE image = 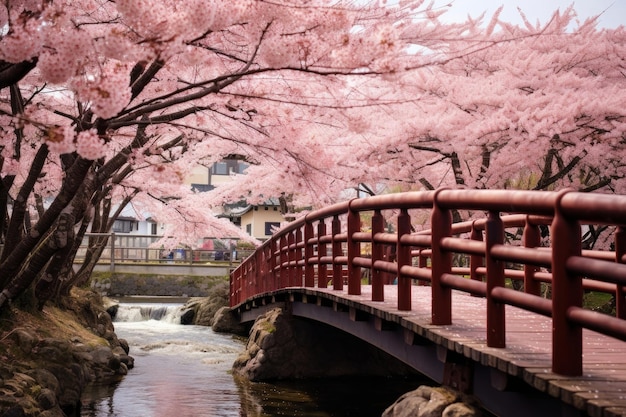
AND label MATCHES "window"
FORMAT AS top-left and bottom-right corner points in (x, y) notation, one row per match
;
(236, 161), (249, 174)
(265, 222), (280, 236)
(211, 159), (249, 175)
(212, 162), (228, 175)
(246, 224), (252, 235)
(112, 219), (136, 233)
